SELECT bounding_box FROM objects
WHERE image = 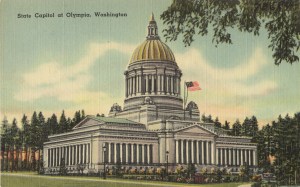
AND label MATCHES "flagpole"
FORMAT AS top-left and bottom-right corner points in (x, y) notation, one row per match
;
(183, 81), (188, 120)
(183, 81), (185, 120)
